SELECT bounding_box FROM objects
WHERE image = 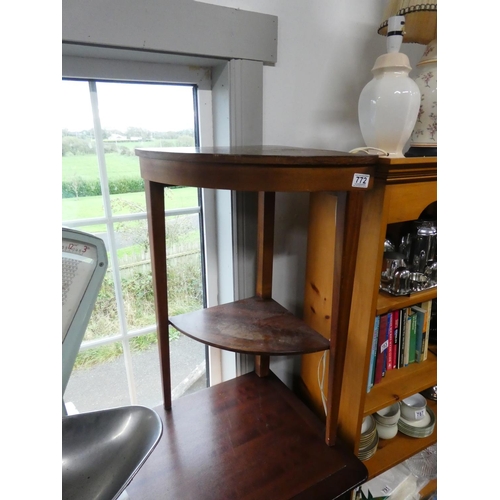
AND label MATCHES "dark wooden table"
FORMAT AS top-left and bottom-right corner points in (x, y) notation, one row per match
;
(128, 146), (378, 499)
